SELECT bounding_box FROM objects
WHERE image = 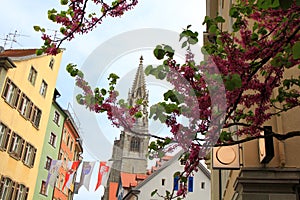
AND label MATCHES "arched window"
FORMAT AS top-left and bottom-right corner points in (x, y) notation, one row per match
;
(130, 137), (140, 152)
